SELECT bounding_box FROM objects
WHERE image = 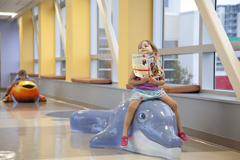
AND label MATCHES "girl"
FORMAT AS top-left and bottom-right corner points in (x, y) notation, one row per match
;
(120, 40), (188, 148)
